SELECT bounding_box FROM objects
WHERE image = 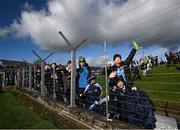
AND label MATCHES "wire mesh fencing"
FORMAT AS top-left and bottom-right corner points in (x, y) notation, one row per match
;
(0, 60), (180, 129)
